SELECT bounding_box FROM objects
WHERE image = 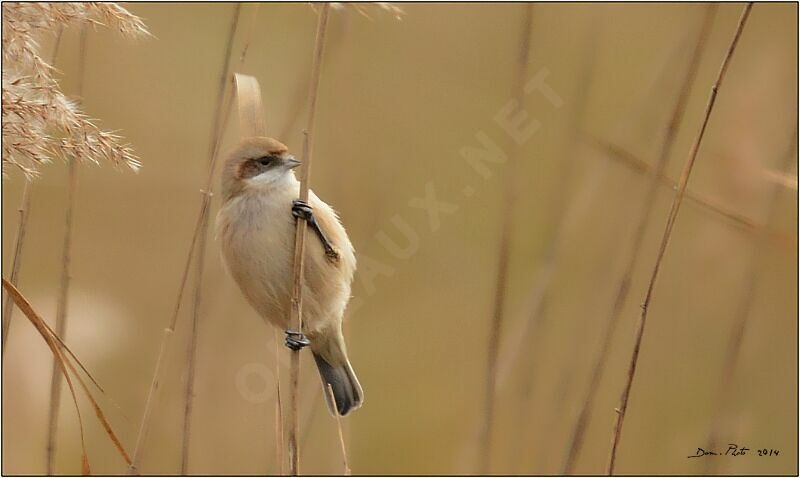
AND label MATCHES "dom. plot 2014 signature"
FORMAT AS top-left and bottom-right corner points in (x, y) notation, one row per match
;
(688, 444), (780, 458)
